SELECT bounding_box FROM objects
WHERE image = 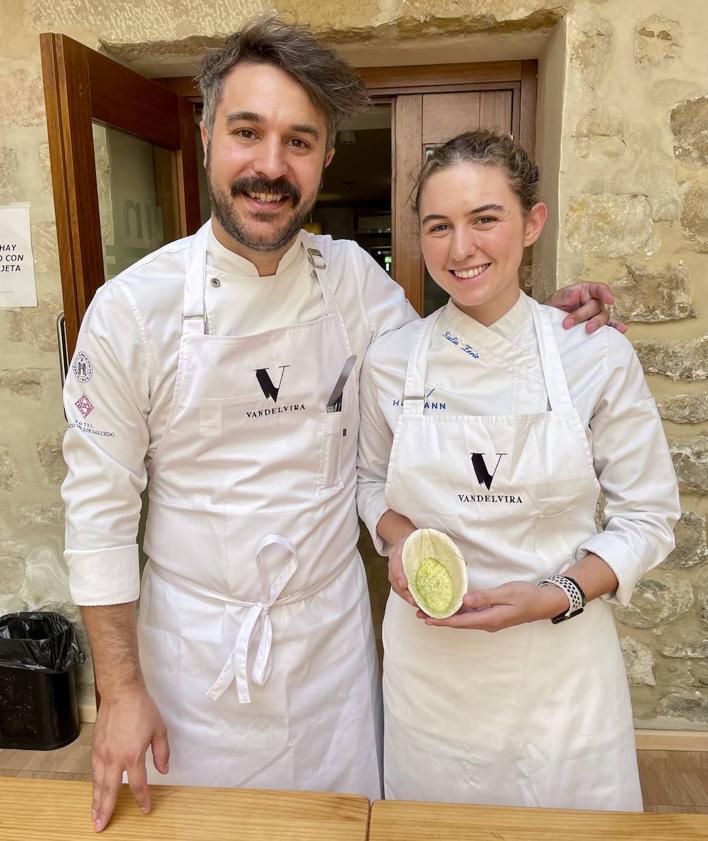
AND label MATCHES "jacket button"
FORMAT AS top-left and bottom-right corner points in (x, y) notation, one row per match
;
(210, 277), (221, 288)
